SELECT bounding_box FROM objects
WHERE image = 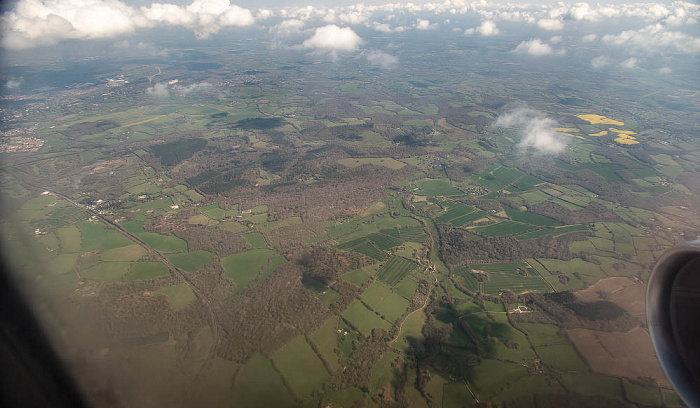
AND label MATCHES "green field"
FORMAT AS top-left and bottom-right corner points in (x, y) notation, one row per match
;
(81, 261), (131, 282)
(337, 157), (406, 170)
(536, 344), (588, 372)
(101, 244), (146, 262)
(342, 264), (376, 286)
(56, 226), (81, 252)
(244, 232), (267, 249)
(49, 253), (78, 275)
(155, 283), (197, 310)
(561, 374), (624, 400)
(503, 205), (561, 226)
(623, 379), (662, 406)
(165, 250), (215, 272)
(125, 262), (170, 282)
(472, 165), (543, 193)
(435, 203), (476, 223)
(453, 266), (480, 292)
(495, 375), (565, 402)
(200, 203), (237, 220)
(377, 256), (419, 286)
(337, 232), (403, 259)
(516, 224), (590, 240)
(471, 262), (549, 295)
(361, 281), (410, 323)
(471, 221), (536, 237)
(120, 221), (188, 252)
(222, 249), (276, 293)
(271, 335), (330, 397)
(392, 309), (427, 351)
(415, 179), (464, 196)
(379, 226), (427, 243)
(443, 382), (476, 408)
(78, 221), (133, 251)
(342, 300), (392, 336)
(521, 323), (568, 346)
(394, 276), (419, 299)
(370, 351), (400, 392)
(310, 316), (342, 372)
(232, 353), (295, 407)
(470, 359), (528, 399)
(537, 258), (604, 286)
